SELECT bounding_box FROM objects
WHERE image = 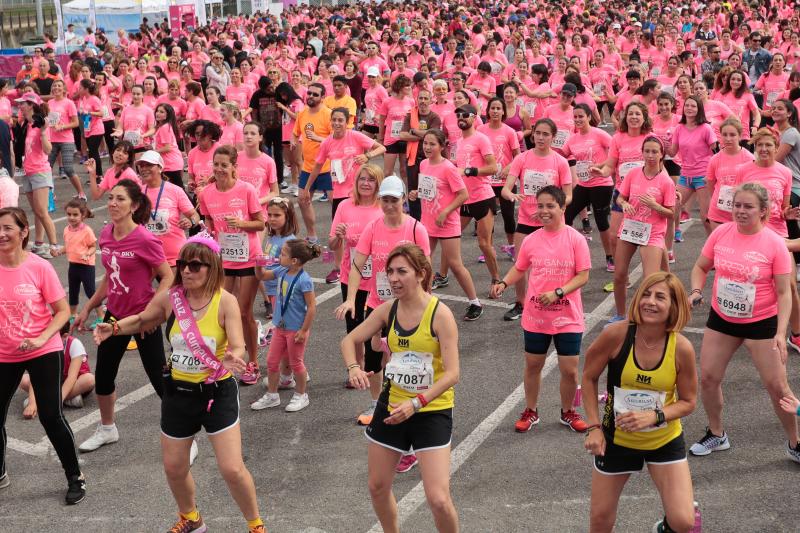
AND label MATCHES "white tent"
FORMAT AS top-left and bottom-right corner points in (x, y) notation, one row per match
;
(62, 0), (170, 43)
